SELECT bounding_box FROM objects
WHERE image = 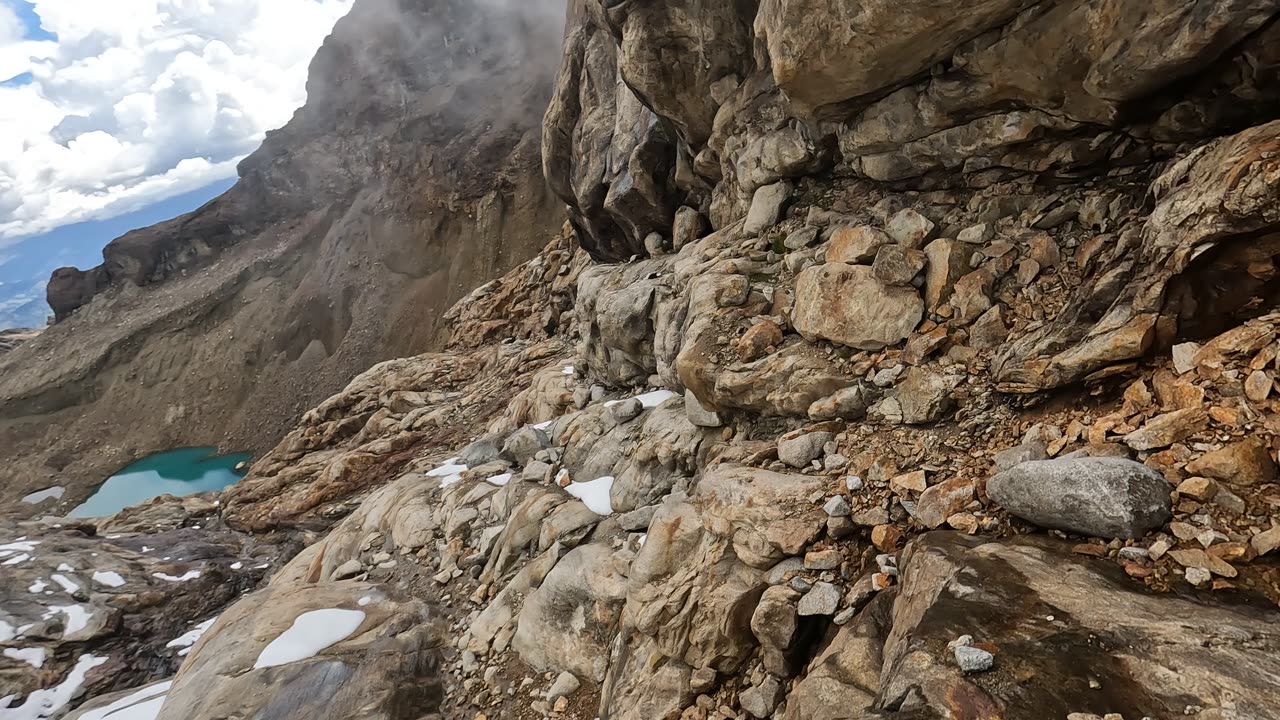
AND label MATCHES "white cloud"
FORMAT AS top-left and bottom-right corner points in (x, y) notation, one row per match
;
(0, 0), (354, 244)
